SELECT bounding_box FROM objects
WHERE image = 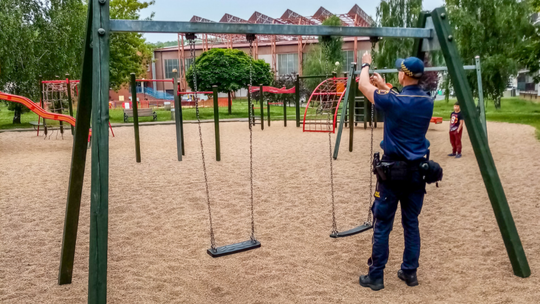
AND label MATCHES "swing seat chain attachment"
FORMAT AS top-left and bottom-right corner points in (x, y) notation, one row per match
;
(188, 33), (261, 257)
